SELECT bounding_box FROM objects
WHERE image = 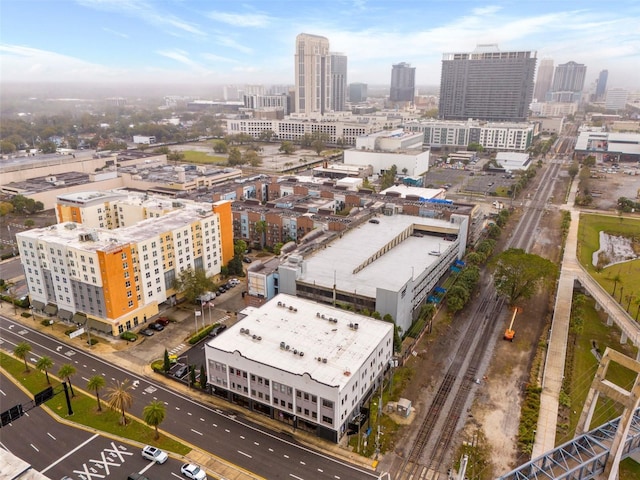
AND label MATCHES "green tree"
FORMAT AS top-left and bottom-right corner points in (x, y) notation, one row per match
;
(106, 379), (133, 425)
(258, 130), (274, 142)
(568, 162), (579, 179)
(227, 147), (243, 166)
(492, 249), (557, 305)
(14, 342), (32, 372)
(382, 314), (401, 352)
(167, 150), (185, 164)
(380, 165), (398, 190)
(199, 364), (207, 390)
(254, 220), (267, 249)
(467, 142), (484, 152)
(0, 201), (14, 216)
(609, 273), (622, 297)
(163, 349), (171, 373)
(583, 155), (596, 167)
(189, 365), (197, 387)
(36, 355), (54, 384)
(143, 400), (166, 440)
(39, 140), (58, 153)
(58, 363), (77, 397)
(279, 141), (296, 155)
(243, 149), (261, 167)
(212, 140), (228, 154)
(0, 140), (17, 154)
(487, 223), (502, 239)
(87, 375), (106, 411)
(174, 268), (214, 304)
